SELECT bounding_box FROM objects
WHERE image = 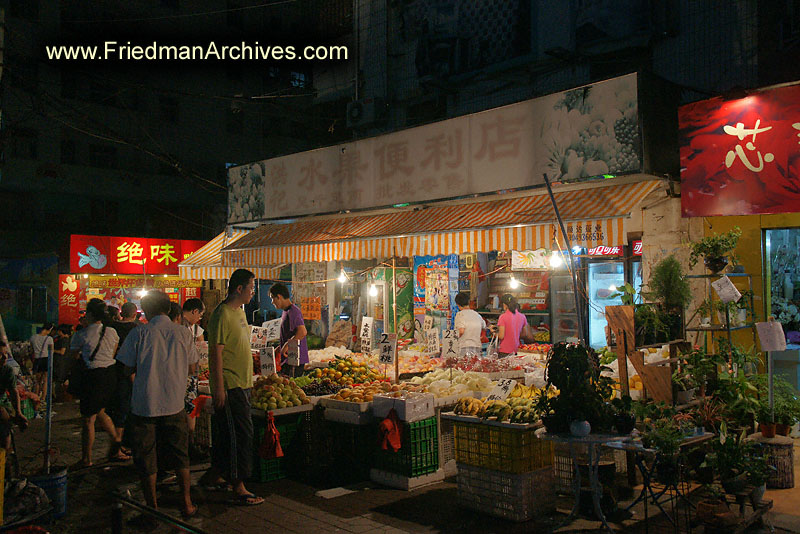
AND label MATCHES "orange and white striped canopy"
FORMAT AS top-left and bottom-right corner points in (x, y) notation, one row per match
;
(221, 179), (662, 266)
(179, 229), (282, 280)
